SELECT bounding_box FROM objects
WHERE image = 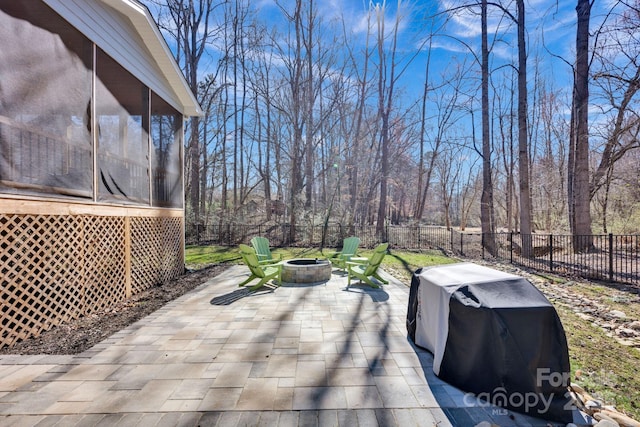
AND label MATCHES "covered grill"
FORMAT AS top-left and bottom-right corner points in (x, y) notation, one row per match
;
(407, 262), (573, 423)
